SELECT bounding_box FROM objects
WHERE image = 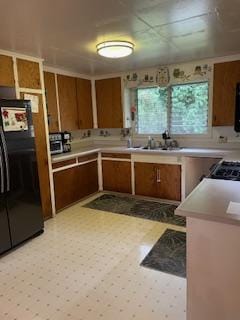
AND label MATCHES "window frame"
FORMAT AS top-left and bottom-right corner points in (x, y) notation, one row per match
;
(133, 80), (212, 139)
